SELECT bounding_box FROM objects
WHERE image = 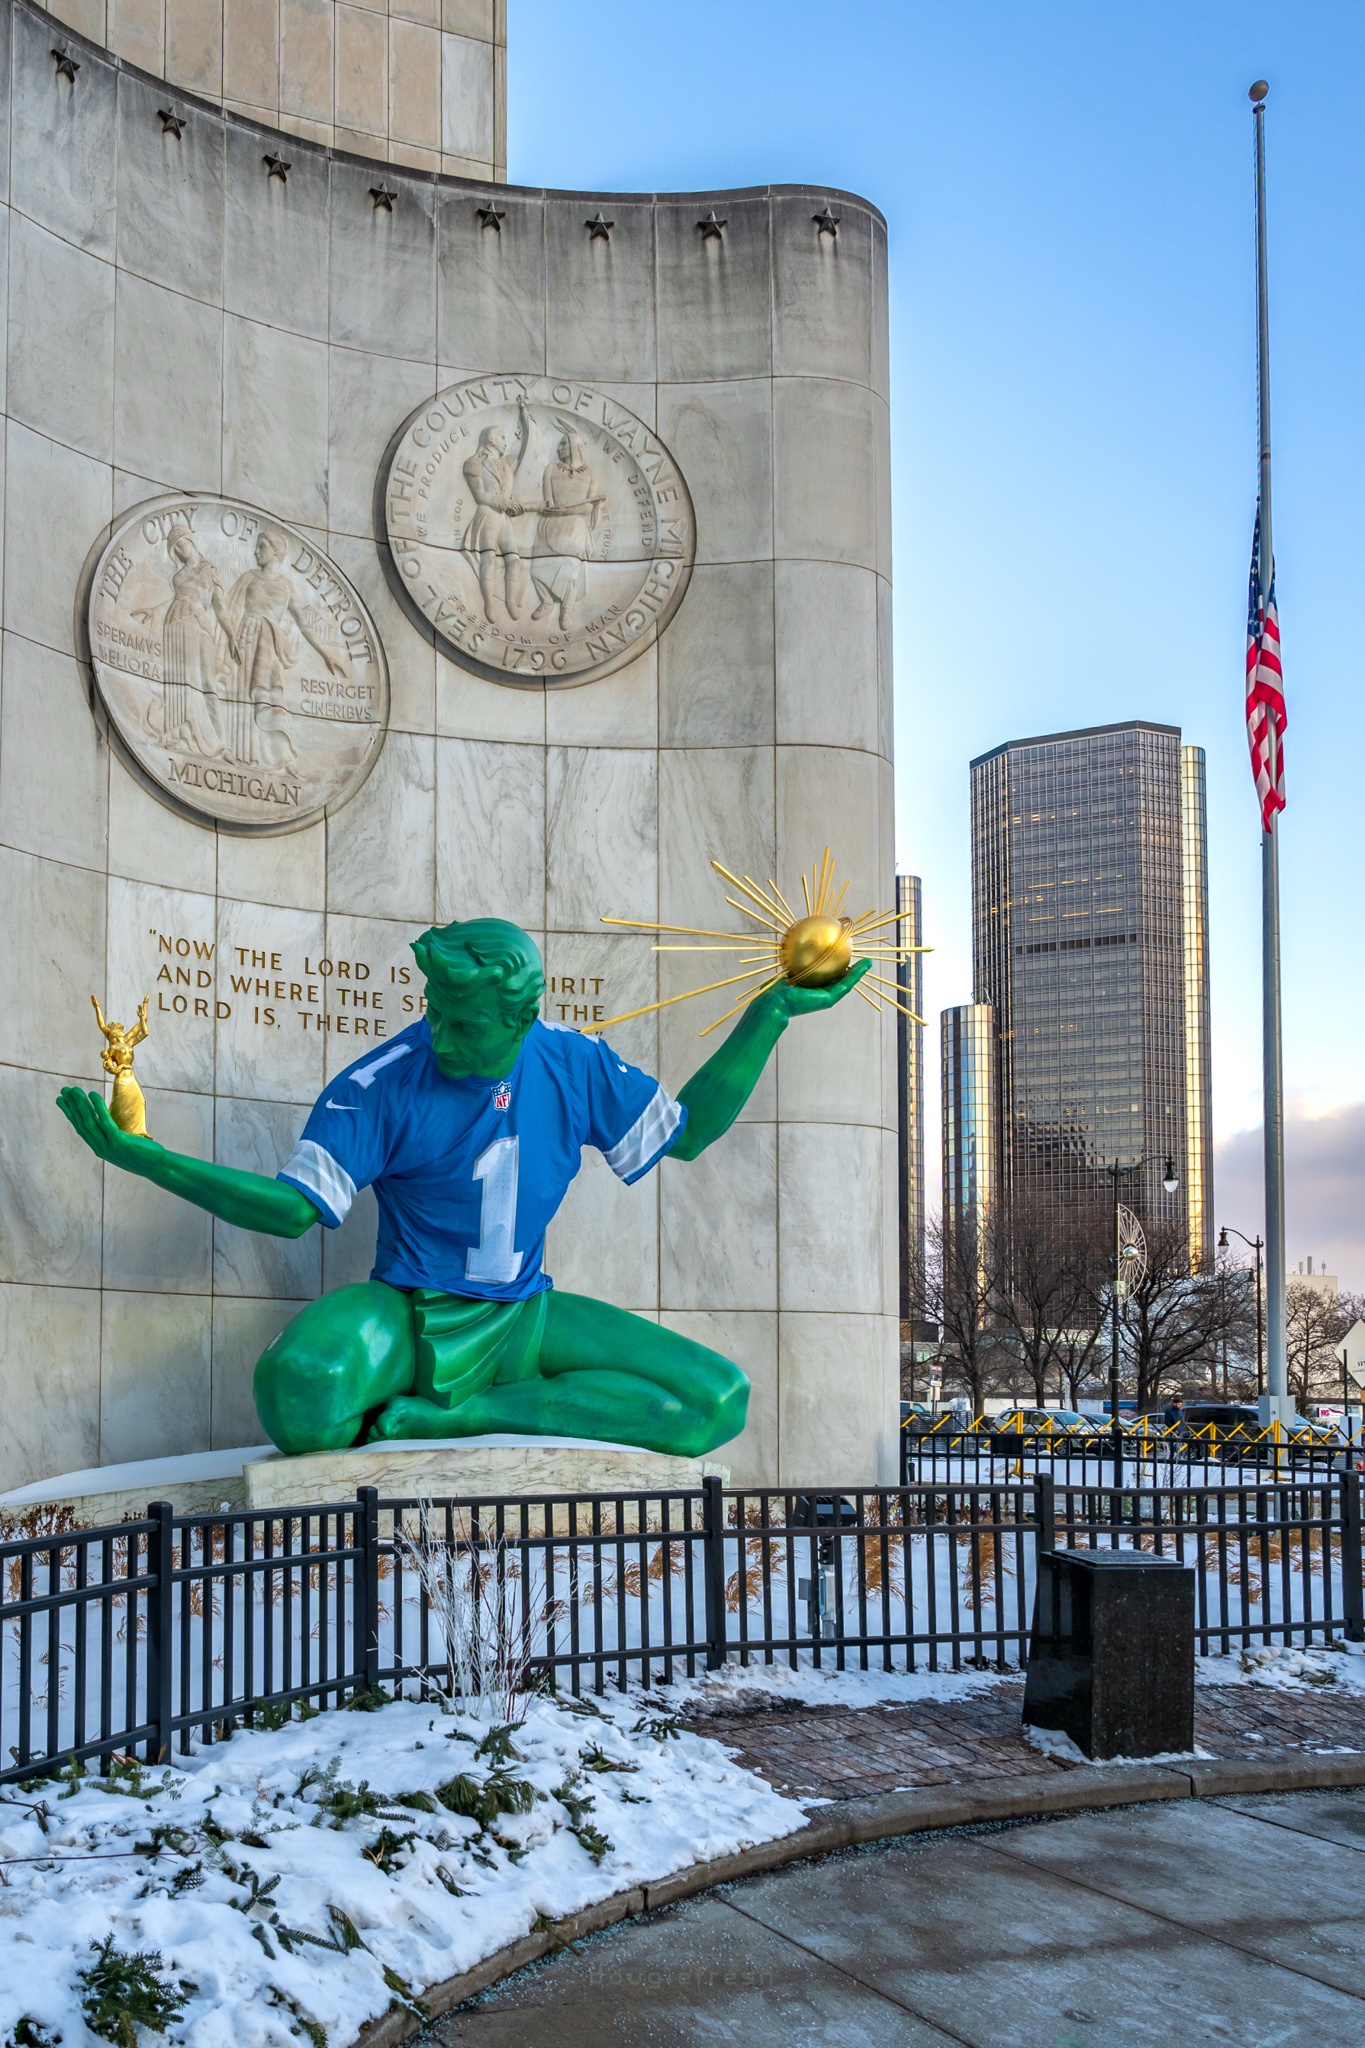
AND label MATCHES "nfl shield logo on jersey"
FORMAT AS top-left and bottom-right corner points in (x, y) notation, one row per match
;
(492, 1082), (512, 1111)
